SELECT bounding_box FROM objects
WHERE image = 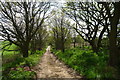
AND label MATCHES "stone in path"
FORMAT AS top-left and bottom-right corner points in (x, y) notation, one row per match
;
(33, 46), (83, 79)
